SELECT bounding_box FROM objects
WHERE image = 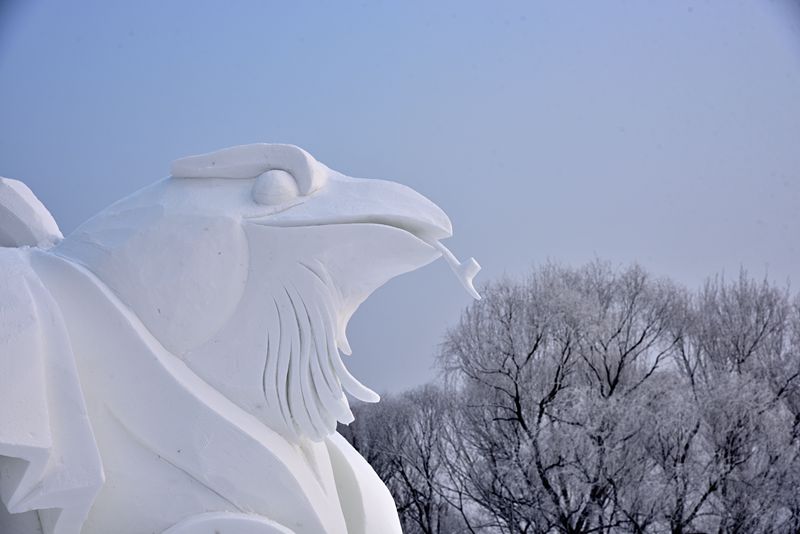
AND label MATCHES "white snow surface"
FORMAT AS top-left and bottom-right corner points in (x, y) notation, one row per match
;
(0, 144), (479, 533)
